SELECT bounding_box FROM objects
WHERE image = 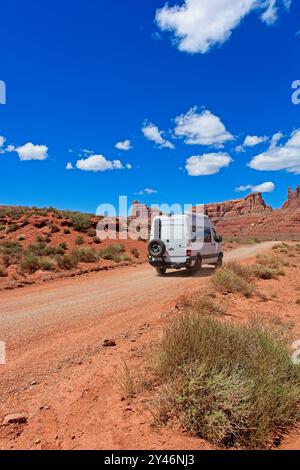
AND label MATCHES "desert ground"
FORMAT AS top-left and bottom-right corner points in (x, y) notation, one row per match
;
(1, 241), (300, 450)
